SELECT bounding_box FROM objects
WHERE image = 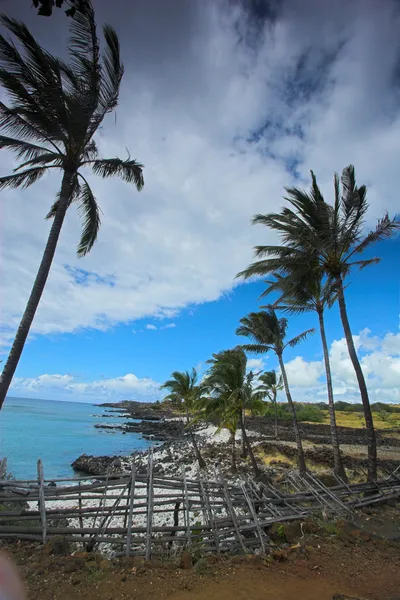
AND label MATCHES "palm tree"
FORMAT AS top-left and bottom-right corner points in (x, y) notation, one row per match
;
(256, 370), (283, 440)
(237, 166), (399, 480)
(204, 349), (263, 477)
(160, 369), (206, 469)
(263, 268), (347, 480)
(236, 309), (314, 475)
(0, 2), (144, 409)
